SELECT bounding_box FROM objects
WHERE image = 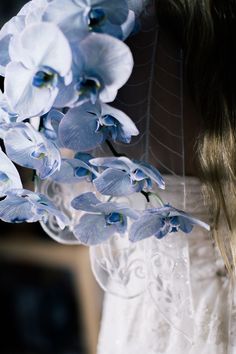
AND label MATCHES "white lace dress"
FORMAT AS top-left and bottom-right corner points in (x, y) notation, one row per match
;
(96, 176), (236, 354)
